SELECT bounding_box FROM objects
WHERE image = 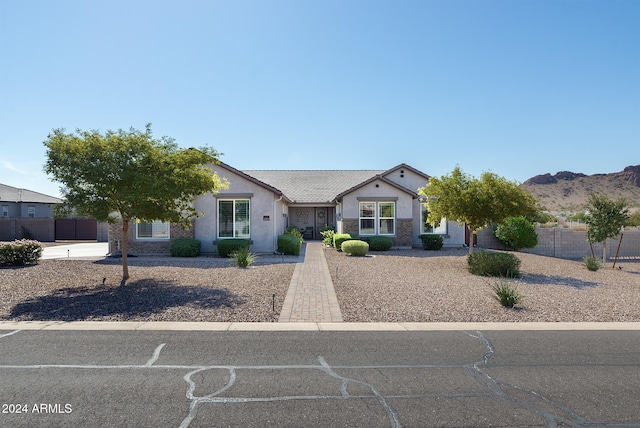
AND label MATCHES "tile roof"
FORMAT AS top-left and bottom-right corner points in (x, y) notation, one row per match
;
(0, 183), (63, 204)
(243, 170), (384, 204)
